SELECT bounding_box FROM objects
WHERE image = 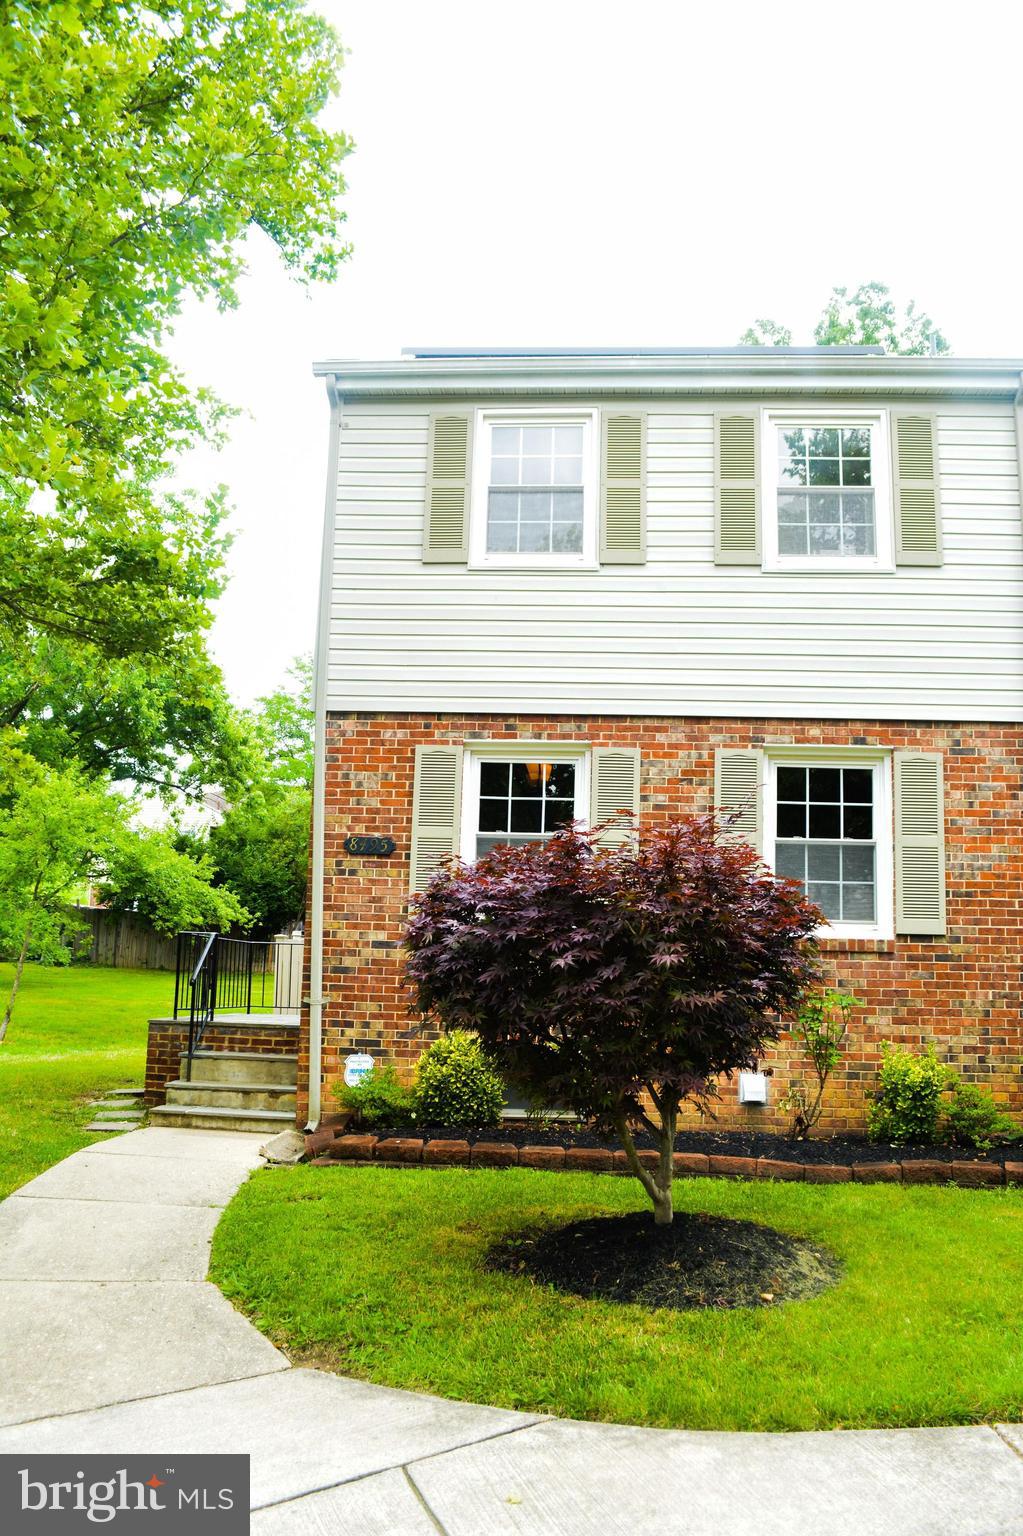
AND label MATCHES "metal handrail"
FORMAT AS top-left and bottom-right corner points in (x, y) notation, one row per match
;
(173, 931), (303, 1081)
